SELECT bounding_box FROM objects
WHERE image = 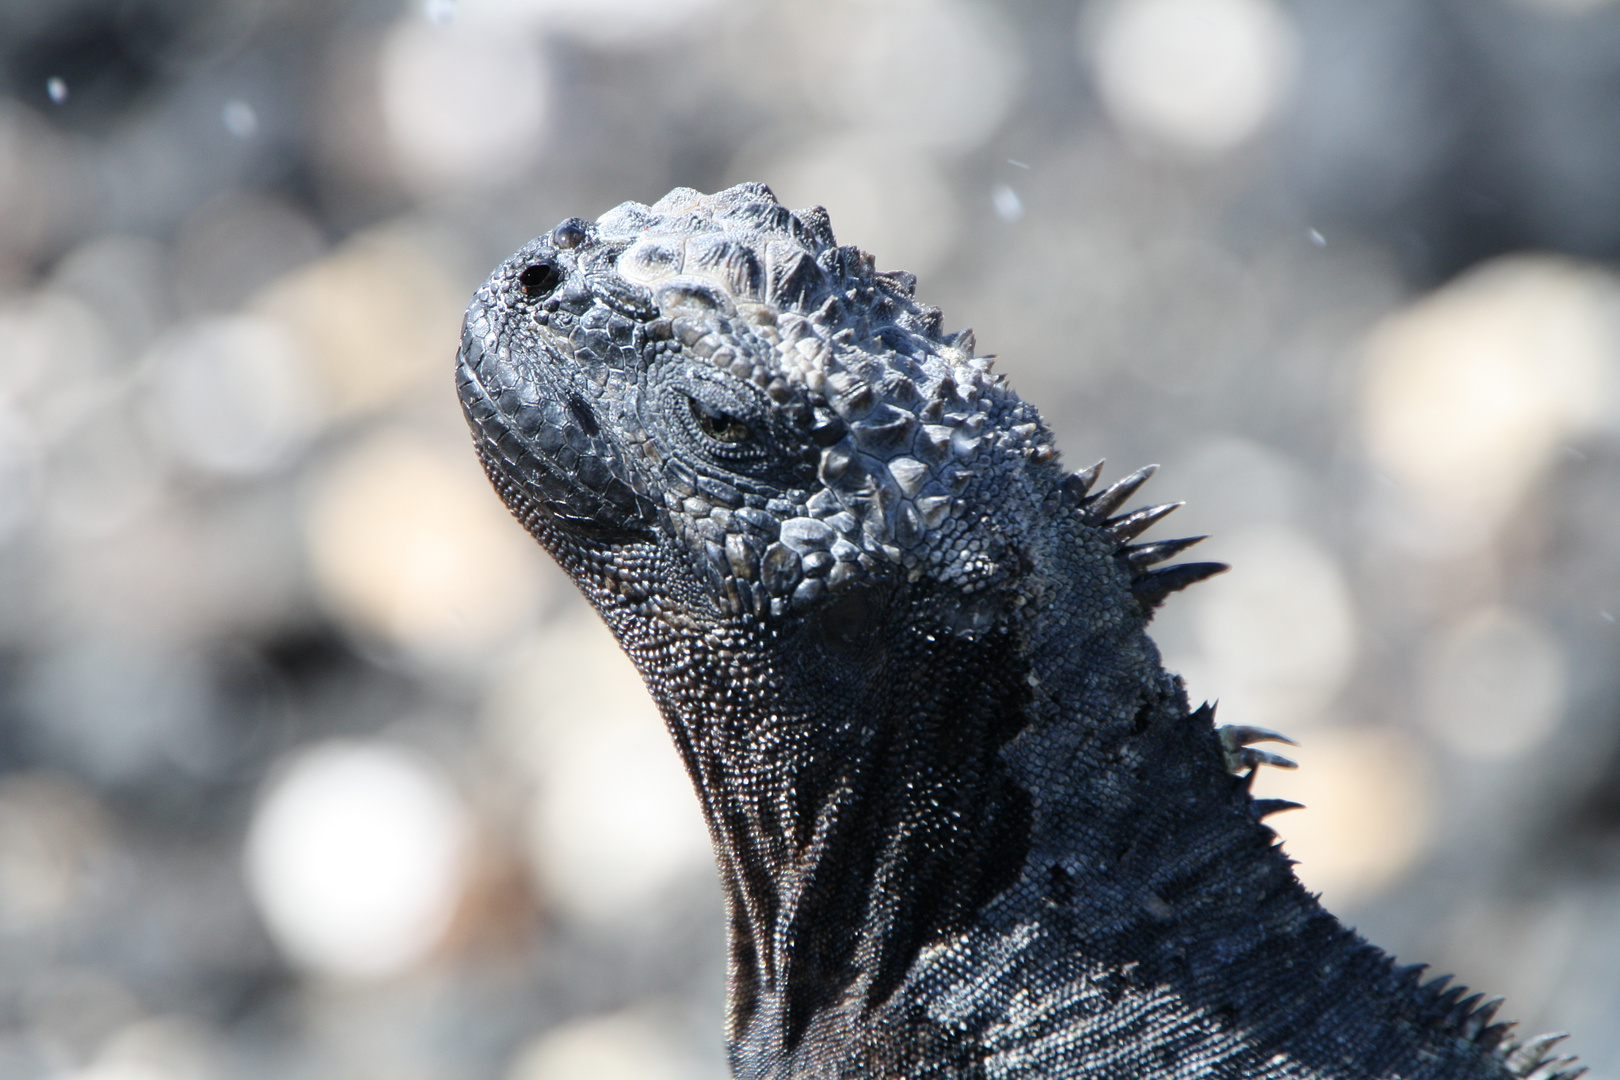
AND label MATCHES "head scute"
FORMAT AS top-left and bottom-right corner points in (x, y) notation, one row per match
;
(568, 184), (1059, 627)
(470, 184), (1218, 632)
